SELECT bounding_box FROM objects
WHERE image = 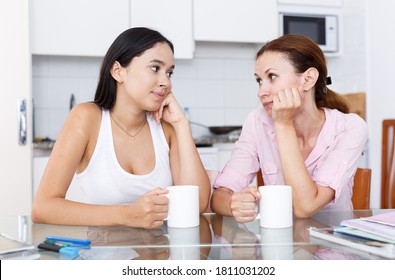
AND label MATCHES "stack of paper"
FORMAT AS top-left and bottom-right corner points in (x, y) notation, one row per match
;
(0, 233), (39, 260)
(338, 212), (395, 243)
(309, 211), (395, 259)
(361, 212), (395, 227)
